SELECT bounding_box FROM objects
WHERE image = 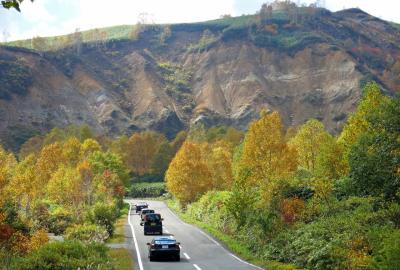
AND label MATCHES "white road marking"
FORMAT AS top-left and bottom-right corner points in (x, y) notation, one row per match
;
(193, 264), (202, 270)
(197, 229), (221, 246)
(183, 252), (191, 259)
(128, 203), (144, 270)
(166, 205), (187, 225)
(230, 254), (265, 270)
